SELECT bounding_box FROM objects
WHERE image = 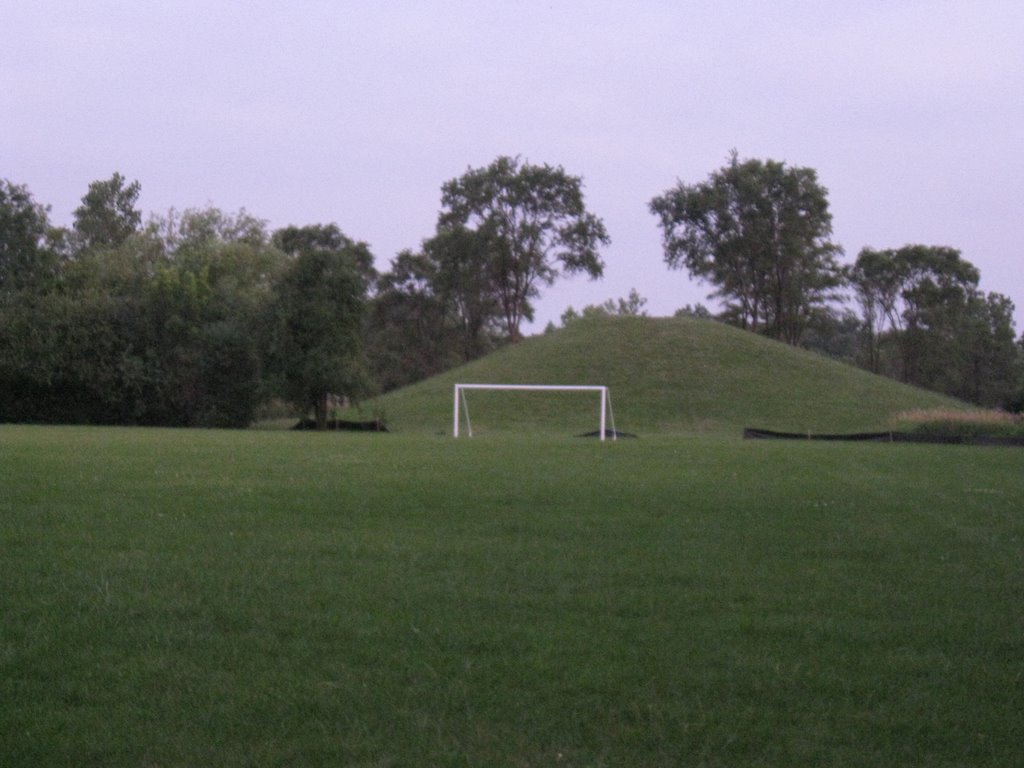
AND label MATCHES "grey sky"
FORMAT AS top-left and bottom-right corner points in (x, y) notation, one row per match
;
(5, 1), (1023, 331)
